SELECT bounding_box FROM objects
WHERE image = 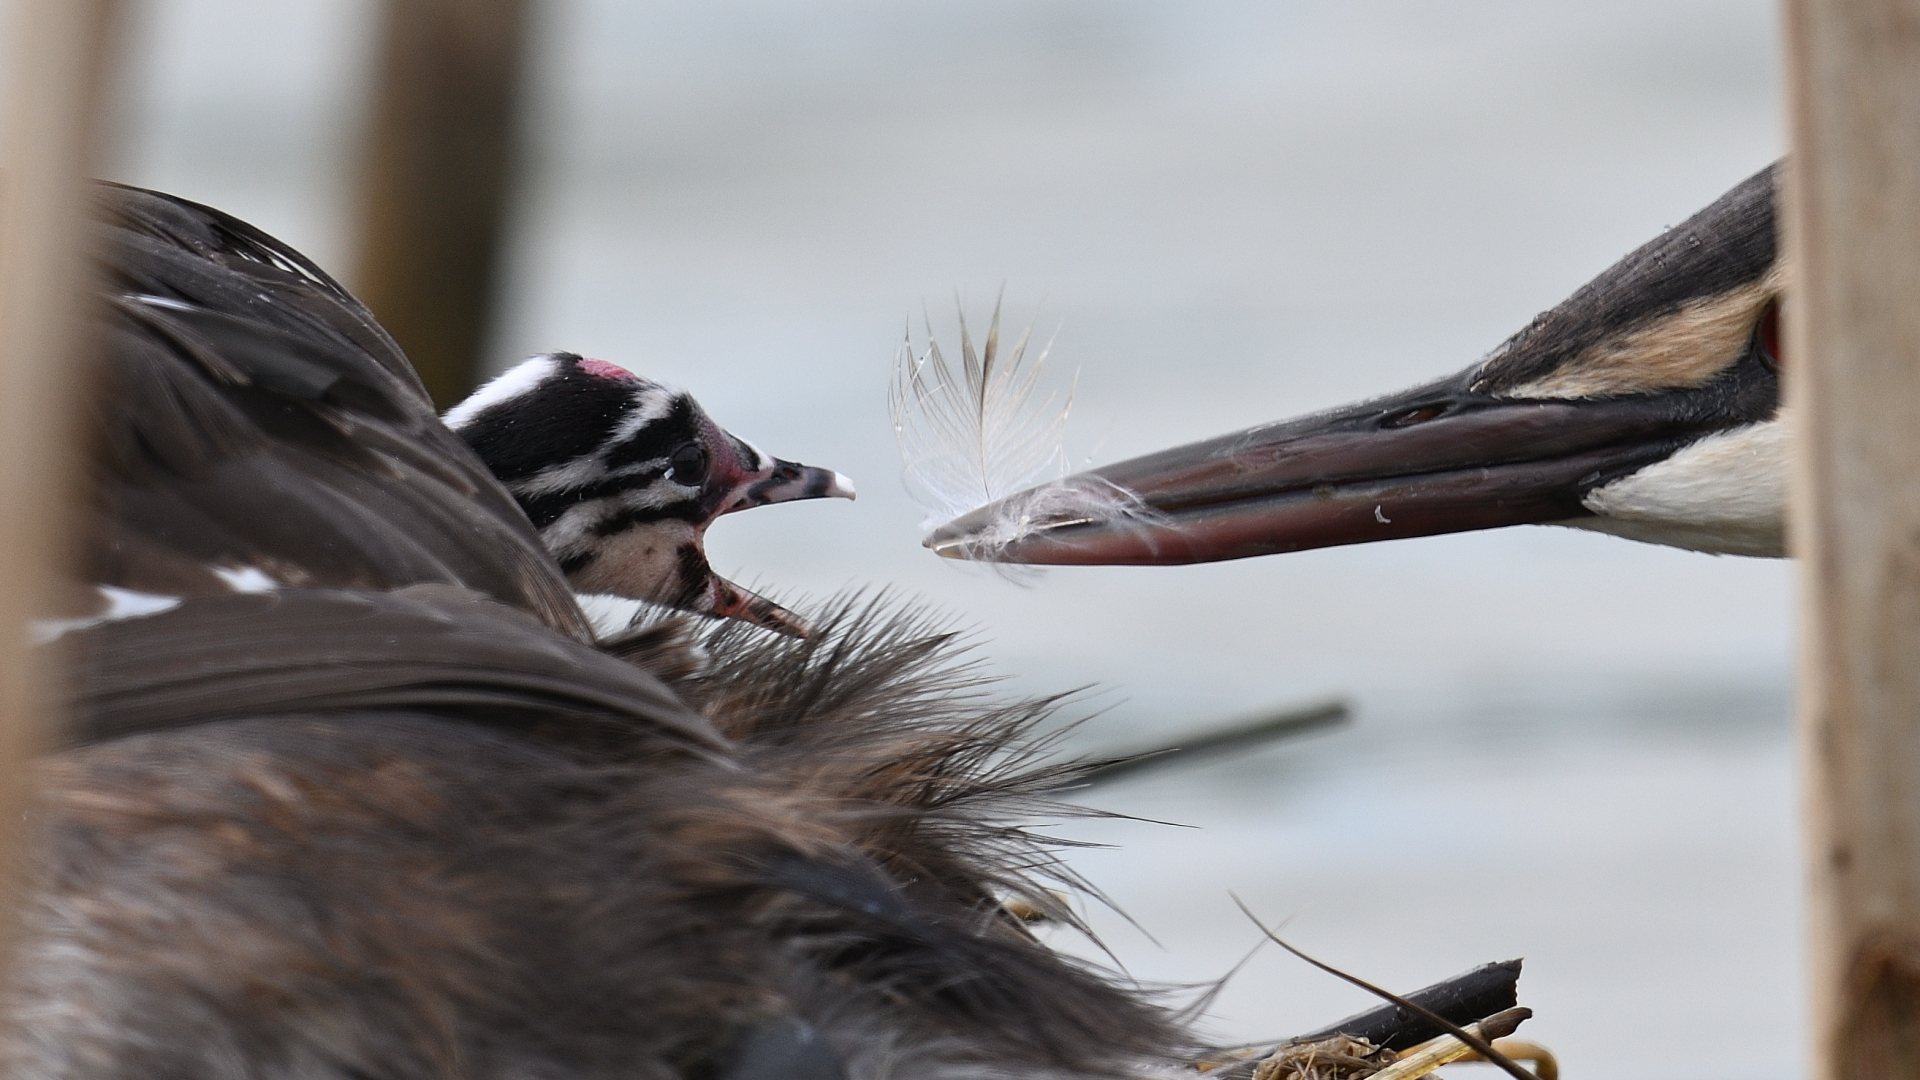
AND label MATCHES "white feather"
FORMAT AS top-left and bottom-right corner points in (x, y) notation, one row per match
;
(931, 474), (1159, 562)
(31, 586), (181, 643)
(889, 299), (1158, 559)
(890, 300), (1065, 525)
(211, 565), (279, 593)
